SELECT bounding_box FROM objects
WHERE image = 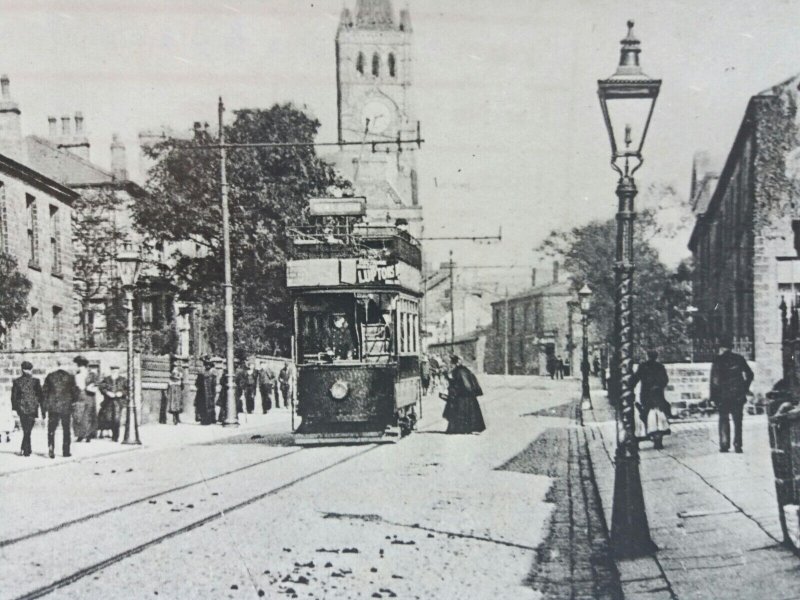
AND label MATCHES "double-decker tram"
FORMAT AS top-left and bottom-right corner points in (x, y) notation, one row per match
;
(286, 197), (423, 445)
